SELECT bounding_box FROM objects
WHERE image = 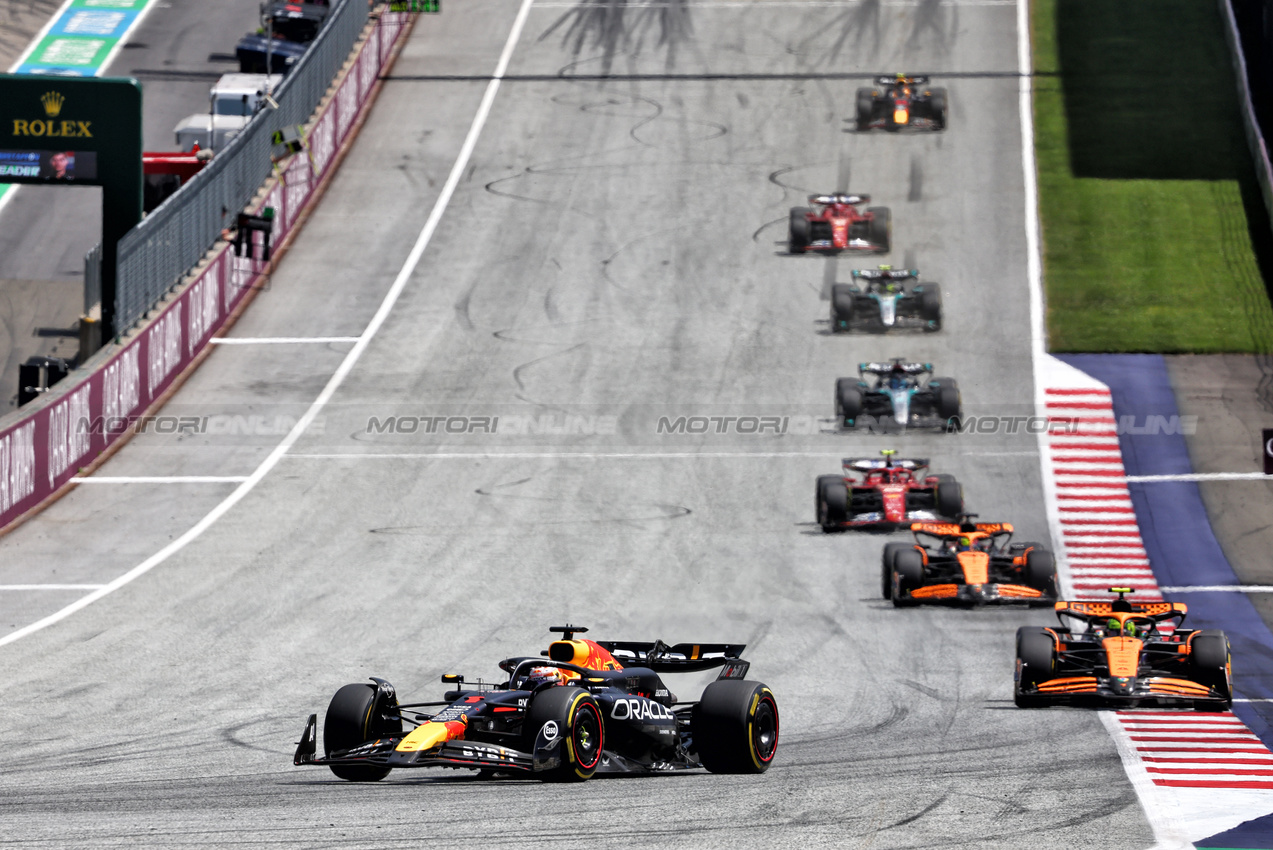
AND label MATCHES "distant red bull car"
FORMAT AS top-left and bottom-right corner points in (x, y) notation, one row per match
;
(856, 74), (947, 132)
(788, 193), (890, 254)
(294, 626), (778, 781)
(815, 450), (963, 532)
(1015, 588), (1232, 709)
